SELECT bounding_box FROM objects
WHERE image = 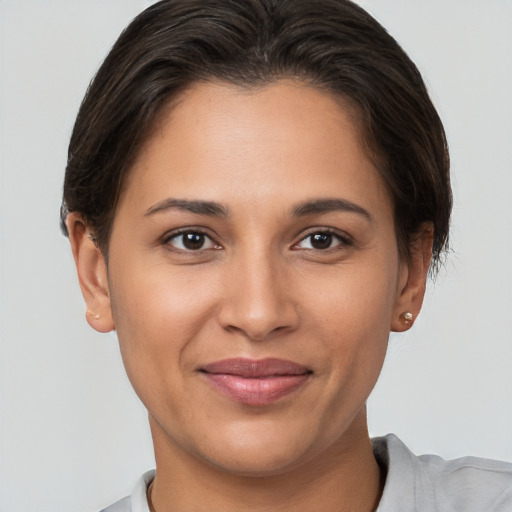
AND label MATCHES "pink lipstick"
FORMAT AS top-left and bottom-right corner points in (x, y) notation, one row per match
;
(200, 358), (312, 405)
